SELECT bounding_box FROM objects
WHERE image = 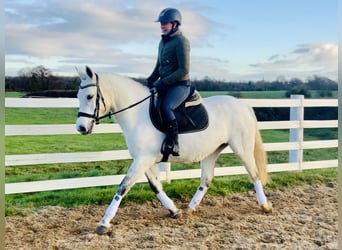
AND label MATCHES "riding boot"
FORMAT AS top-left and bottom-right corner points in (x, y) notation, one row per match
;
(162, 119), (180, 156)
